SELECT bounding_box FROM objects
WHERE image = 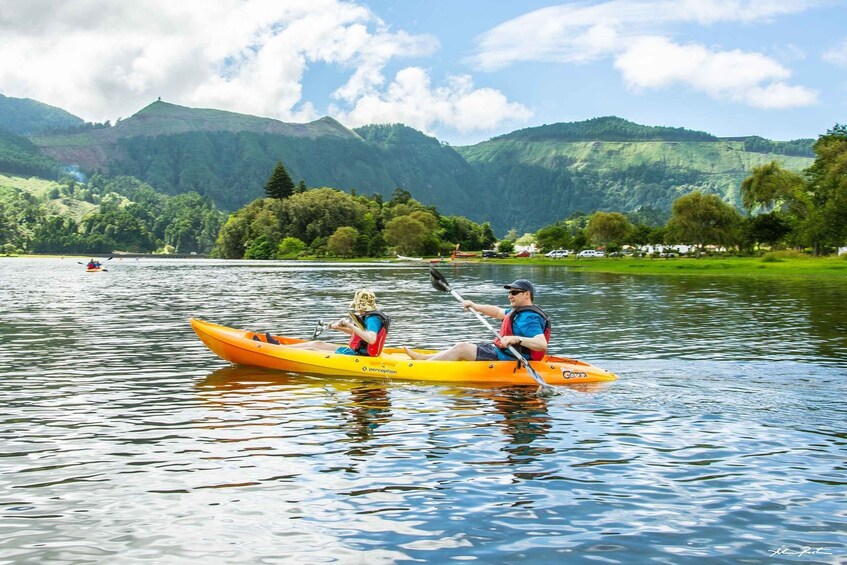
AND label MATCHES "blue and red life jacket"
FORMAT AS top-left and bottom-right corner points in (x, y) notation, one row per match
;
(494, 306), (551, 361)
(348, 311), (391, 356)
